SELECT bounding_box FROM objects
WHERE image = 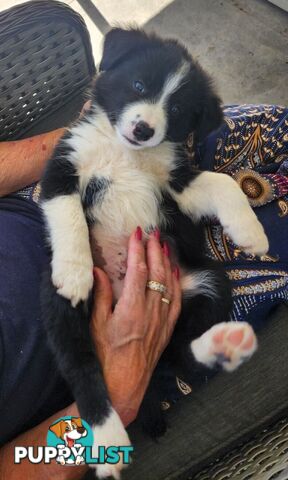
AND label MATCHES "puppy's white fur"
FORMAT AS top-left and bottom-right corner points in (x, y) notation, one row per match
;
(90, 408), (131, 479)
(42, 194), (94, 307)
(68, 109), (174, 237)
(170, 171), (269, 255)
(191, 321), (257, 372)
(160, 62), (190, 101)
(181, 271), (219, 300)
